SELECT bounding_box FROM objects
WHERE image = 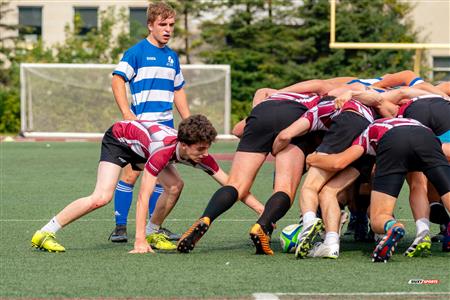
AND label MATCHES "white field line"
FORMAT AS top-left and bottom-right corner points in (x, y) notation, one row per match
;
(0, 218), (415, 222)
(253, 292), (450, 299)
